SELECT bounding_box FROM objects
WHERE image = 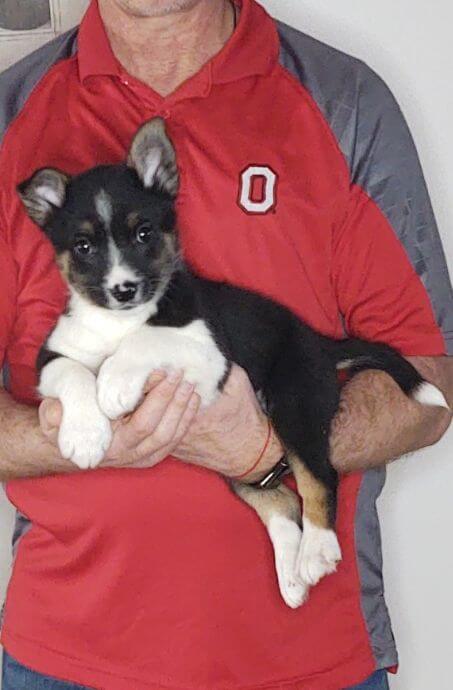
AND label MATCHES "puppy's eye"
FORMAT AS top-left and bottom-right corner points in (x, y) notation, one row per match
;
(74, 238), (93, 256)
(135, 223), (153, 244)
